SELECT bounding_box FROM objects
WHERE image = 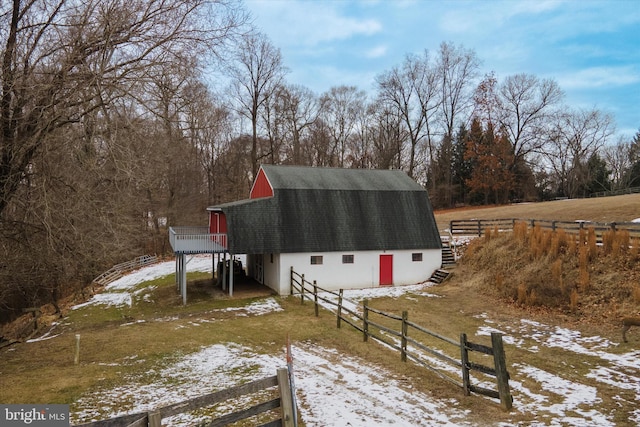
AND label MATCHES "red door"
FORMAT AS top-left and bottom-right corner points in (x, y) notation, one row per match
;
(379, 254), (393, 286)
